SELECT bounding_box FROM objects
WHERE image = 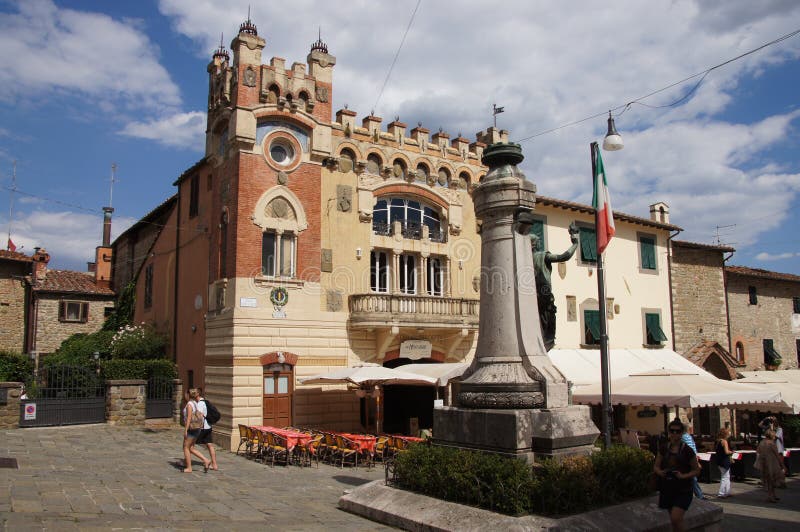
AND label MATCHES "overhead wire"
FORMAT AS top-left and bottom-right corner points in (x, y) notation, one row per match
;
(372, 0), (423, 114)
(514, 27), (800, 143)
